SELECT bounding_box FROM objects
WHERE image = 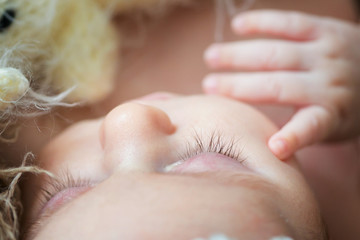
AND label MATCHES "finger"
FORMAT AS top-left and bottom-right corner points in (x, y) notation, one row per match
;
(268, 106), (337, 160)
(204, 40), (310, 71)
(232, 10), (321, 41)
(202, 72), (321, 105)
